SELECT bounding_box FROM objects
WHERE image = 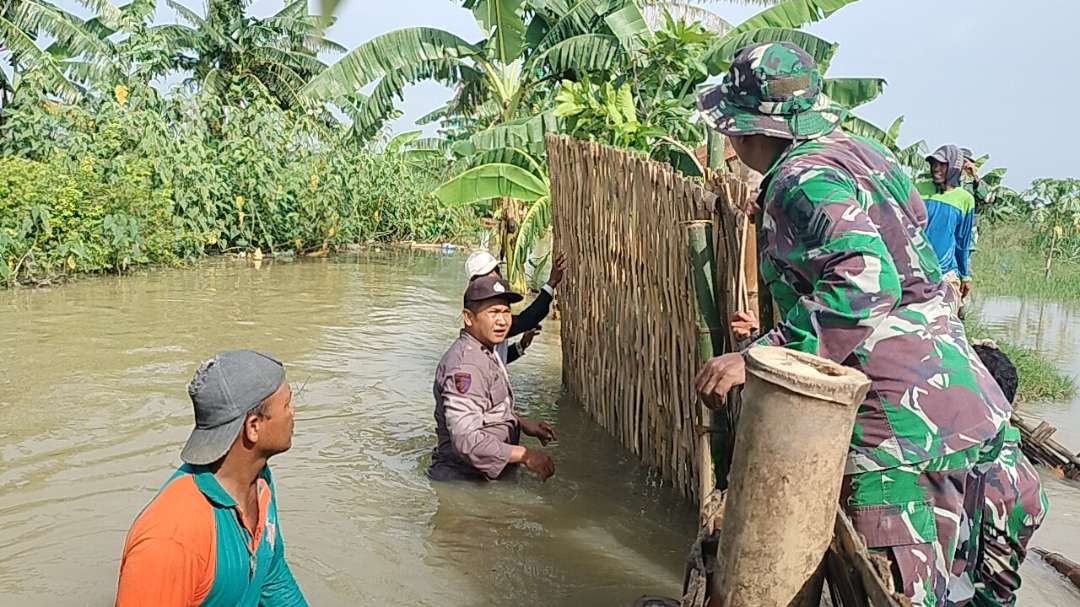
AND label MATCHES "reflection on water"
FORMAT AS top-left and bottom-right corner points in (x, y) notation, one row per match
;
(972, 296), (1080, 604)
(0, 253), (694, 606)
